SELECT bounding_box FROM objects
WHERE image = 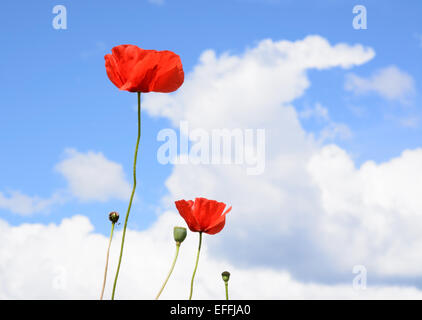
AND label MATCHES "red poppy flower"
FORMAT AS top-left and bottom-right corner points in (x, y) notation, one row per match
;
(175, 198), (232, 235)
(104, 44), (184, 93)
